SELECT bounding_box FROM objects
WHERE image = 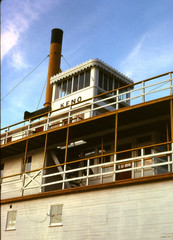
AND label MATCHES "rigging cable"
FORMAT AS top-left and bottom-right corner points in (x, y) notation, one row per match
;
(61, 55), (71, 68)
(36, 77), (47, 110)
(1, 55), (49, 102)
